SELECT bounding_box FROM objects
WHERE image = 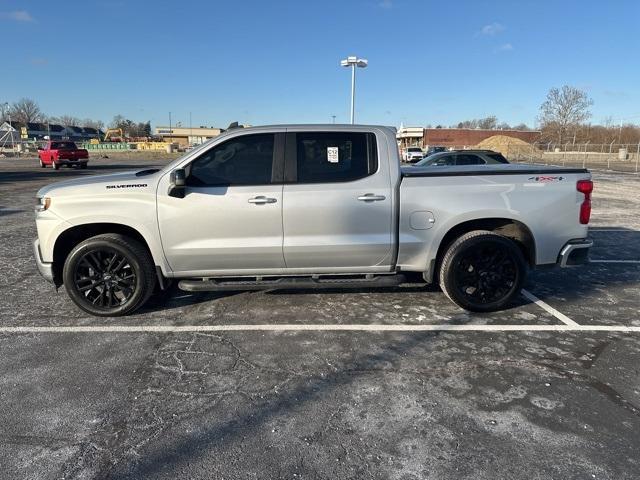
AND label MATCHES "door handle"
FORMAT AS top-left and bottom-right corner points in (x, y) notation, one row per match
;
(357, 193), (386, 202)
(248, 196), (277, 204)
